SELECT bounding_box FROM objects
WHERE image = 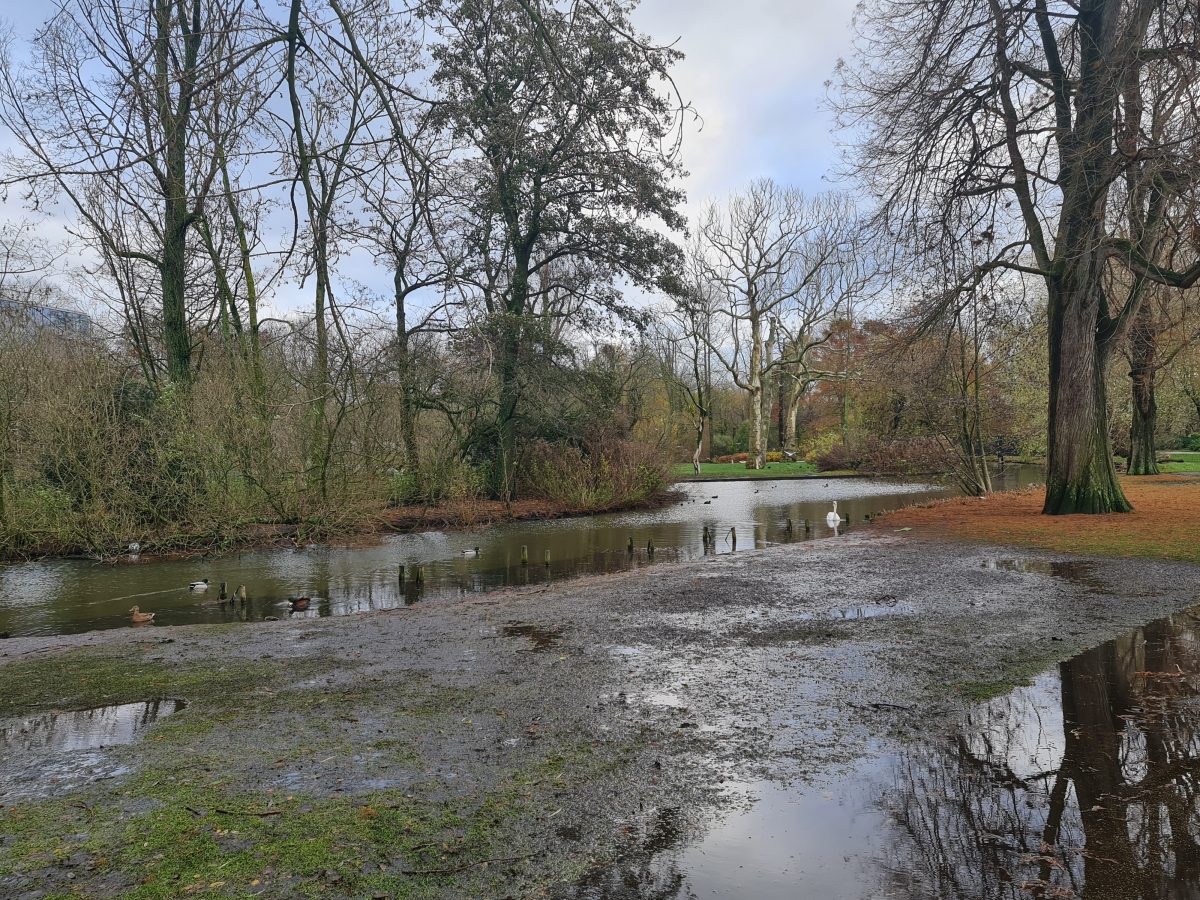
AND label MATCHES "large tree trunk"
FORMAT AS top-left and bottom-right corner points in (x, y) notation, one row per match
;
(746, 313), (764, 470)
(782, 376), (804, 453)
(1126, 303), (1158, 476)
(1043, 270), (1131, 514)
